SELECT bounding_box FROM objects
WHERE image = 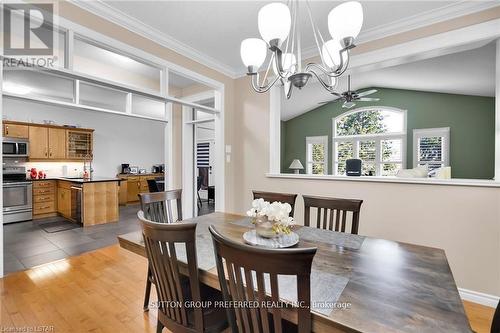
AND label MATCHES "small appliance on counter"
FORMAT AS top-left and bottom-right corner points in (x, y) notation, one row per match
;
(121, 163), (130, 174)
(346, 159), (362, 176)
(3, 165), (32, 224)
(152, 164), (164, 174)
